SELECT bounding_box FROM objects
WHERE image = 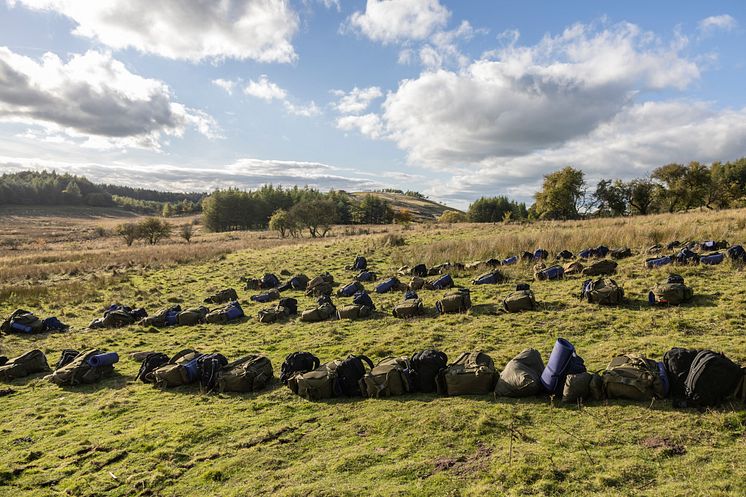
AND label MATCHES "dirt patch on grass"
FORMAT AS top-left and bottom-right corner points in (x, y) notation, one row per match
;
(640, 436), (686, 456)
(433, 441), (493, 476)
